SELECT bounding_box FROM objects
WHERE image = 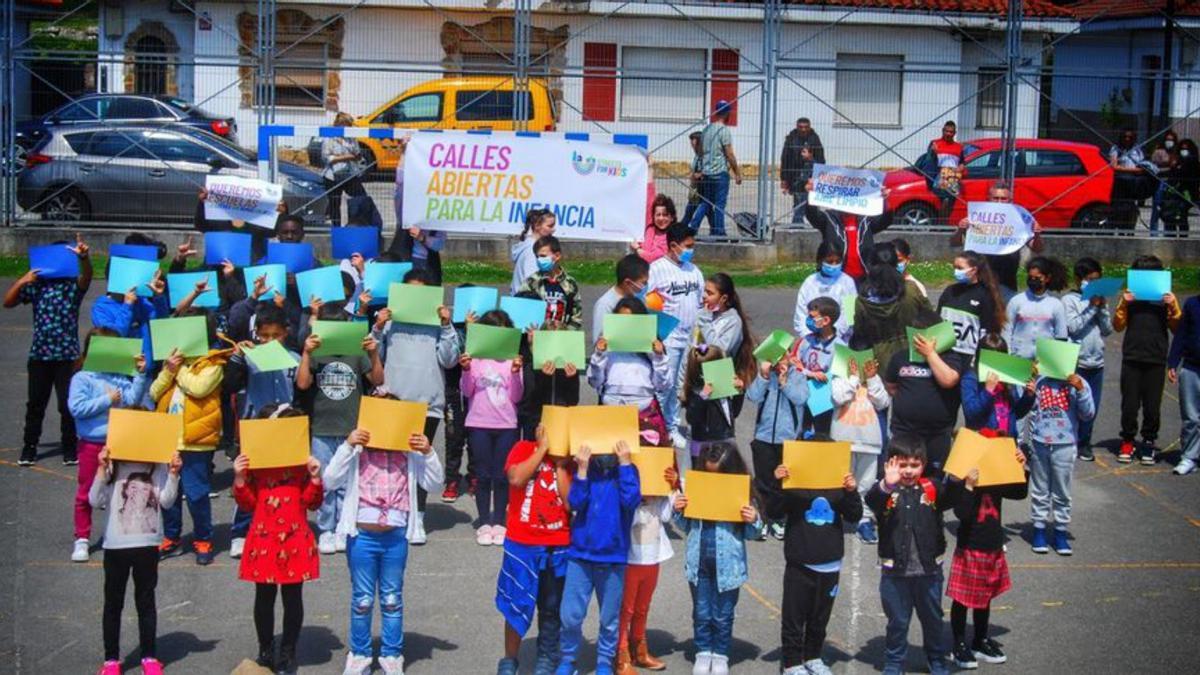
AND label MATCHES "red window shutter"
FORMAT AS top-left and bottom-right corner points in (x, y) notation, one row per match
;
(583, 42), (617, 122)
(711, 49), (740, 127)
